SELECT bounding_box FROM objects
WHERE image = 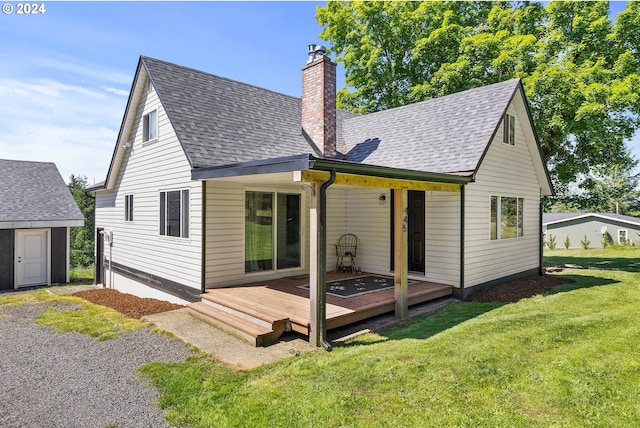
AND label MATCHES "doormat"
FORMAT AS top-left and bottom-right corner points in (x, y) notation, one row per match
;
(299, 275), (418, 298)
